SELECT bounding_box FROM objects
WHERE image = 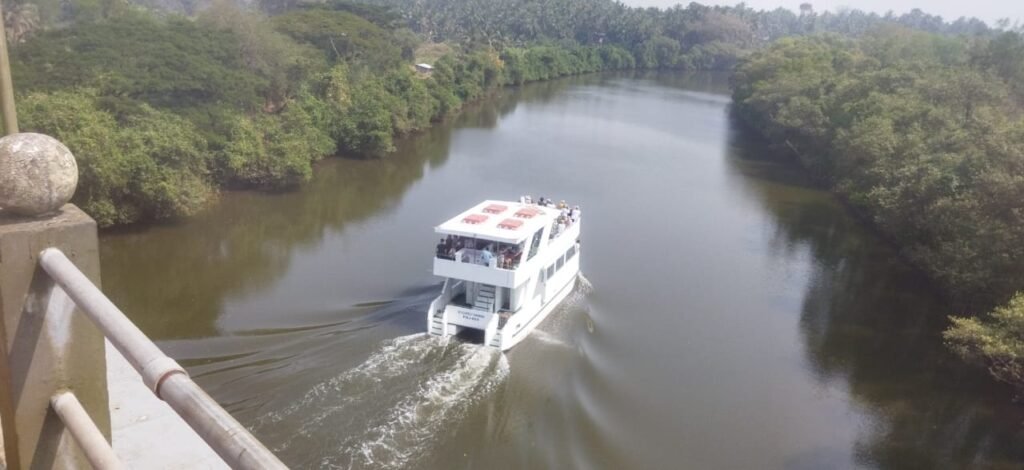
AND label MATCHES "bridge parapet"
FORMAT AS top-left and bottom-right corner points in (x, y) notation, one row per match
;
(0, 205), (109, 469)
(0, 123), (284, 470)
(1, 207), (289, 469)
